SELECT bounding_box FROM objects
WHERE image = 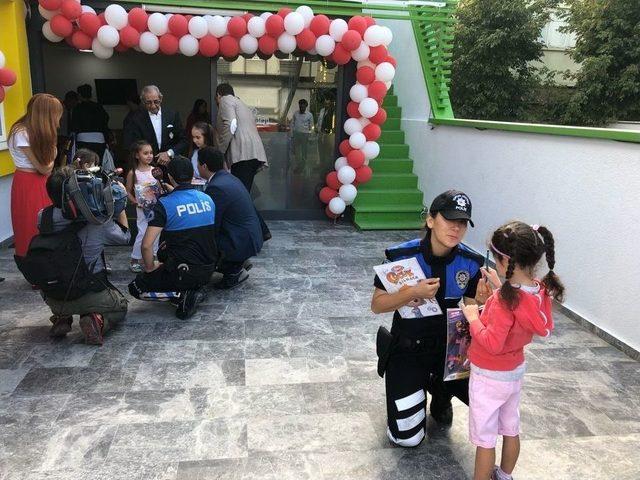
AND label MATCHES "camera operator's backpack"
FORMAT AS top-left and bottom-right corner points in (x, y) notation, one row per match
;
(15, 207), (94, 301)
